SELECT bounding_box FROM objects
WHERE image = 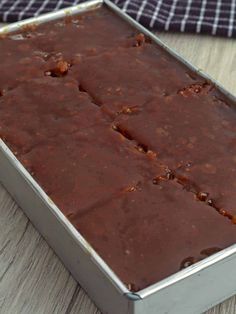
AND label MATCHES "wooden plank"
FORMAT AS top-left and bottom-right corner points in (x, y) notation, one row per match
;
(0, 186), (78, 314)
(0, 29), (236, 314)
